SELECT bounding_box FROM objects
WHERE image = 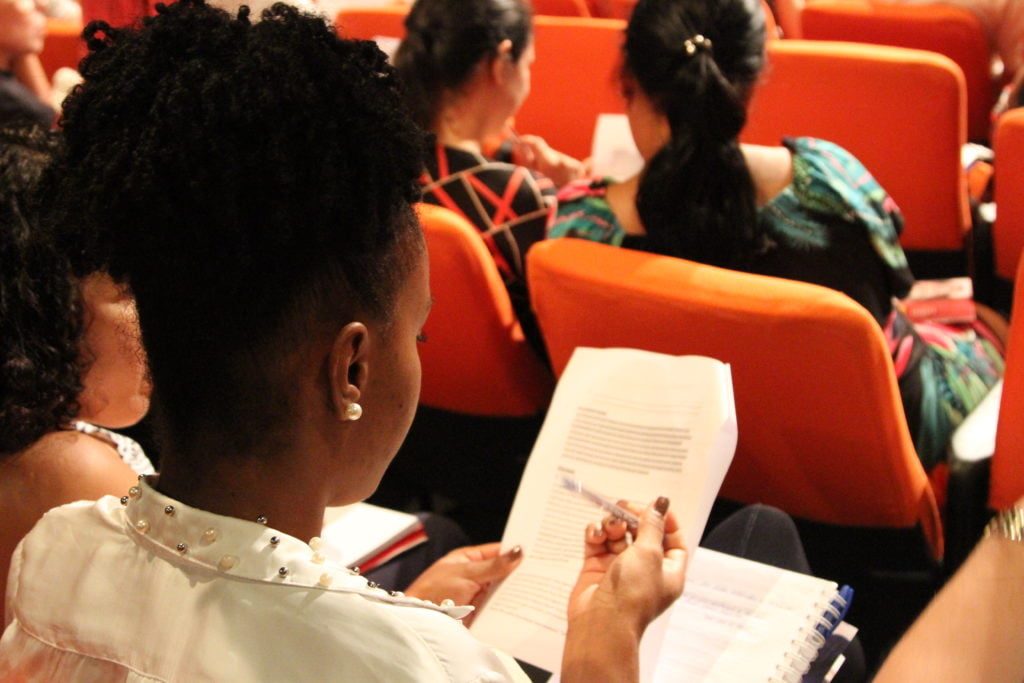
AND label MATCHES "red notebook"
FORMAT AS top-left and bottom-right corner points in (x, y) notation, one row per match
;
(902, 277), (976, 324)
